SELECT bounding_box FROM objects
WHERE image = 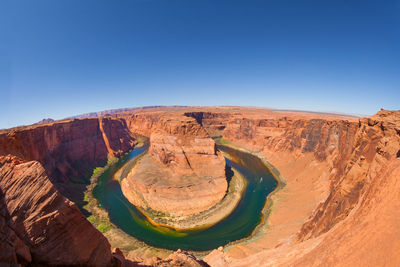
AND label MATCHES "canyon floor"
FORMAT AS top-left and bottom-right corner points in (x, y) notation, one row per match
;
(1, 106), (399, 266)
